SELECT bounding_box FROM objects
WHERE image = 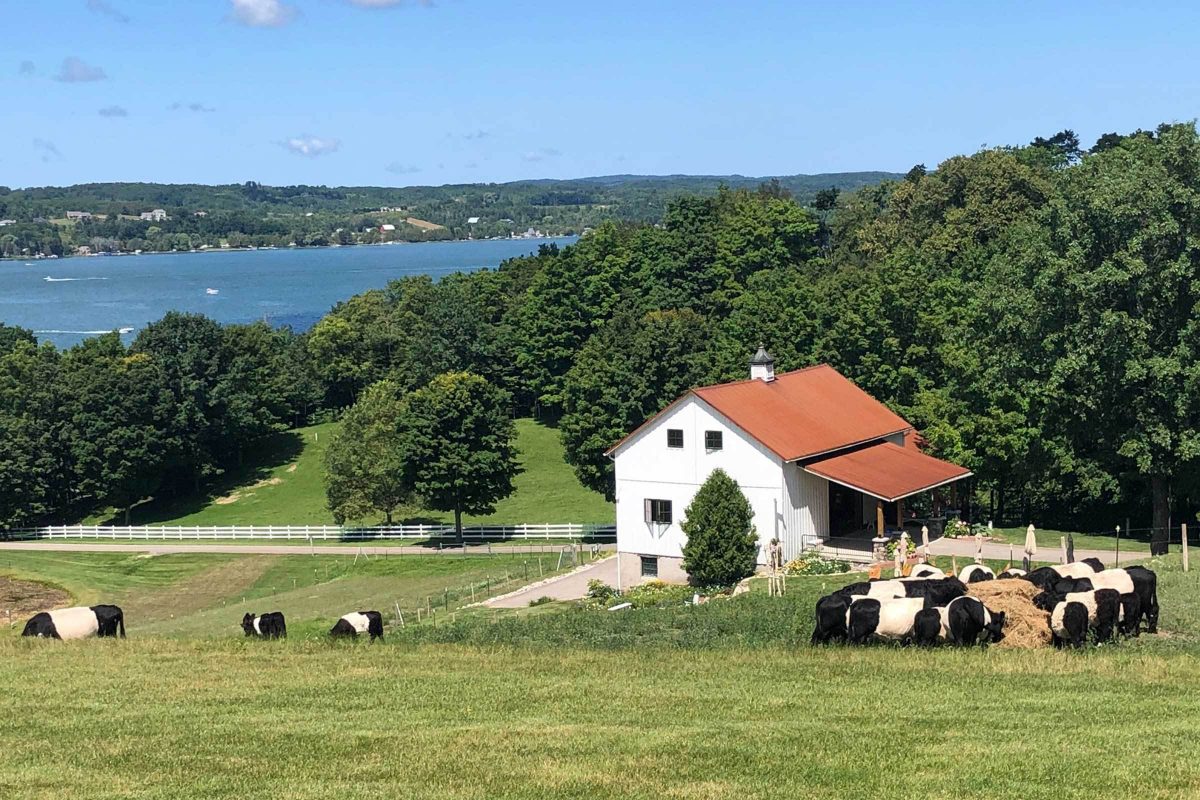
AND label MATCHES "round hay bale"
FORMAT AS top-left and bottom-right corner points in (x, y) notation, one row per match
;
(967, 578), (1051, 649)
